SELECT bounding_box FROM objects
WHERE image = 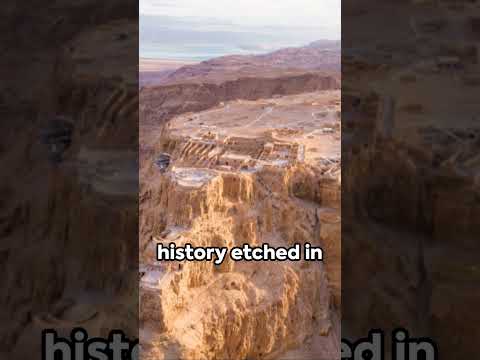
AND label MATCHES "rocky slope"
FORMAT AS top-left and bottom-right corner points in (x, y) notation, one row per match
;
(140, 91), (341, 359)
(140, 74), (339, 130)
(143, 41), (340, 86)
